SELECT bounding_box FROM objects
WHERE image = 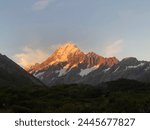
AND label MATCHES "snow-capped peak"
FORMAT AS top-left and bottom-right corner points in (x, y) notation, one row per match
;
(55, 42), (80, 55)
(48, 42), (82, 63)
(26, 42), (119, 80)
